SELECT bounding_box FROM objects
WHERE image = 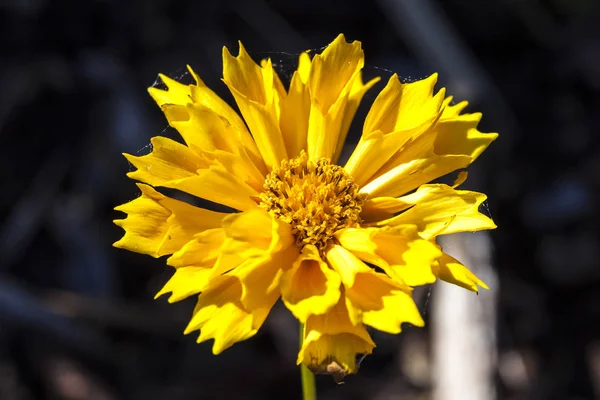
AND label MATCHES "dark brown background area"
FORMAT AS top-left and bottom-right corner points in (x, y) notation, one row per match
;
(1, 0), (599, 399)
